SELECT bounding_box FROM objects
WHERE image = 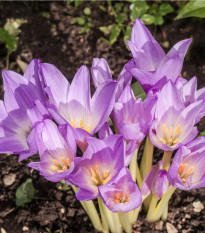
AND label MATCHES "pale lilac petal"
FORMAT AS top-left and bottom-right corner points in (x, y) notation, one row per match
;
(98, 122), (113, 139)
(91, 58), (112, 88)
(40, 63), (70, 106)
(91, 81), (117, 133)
